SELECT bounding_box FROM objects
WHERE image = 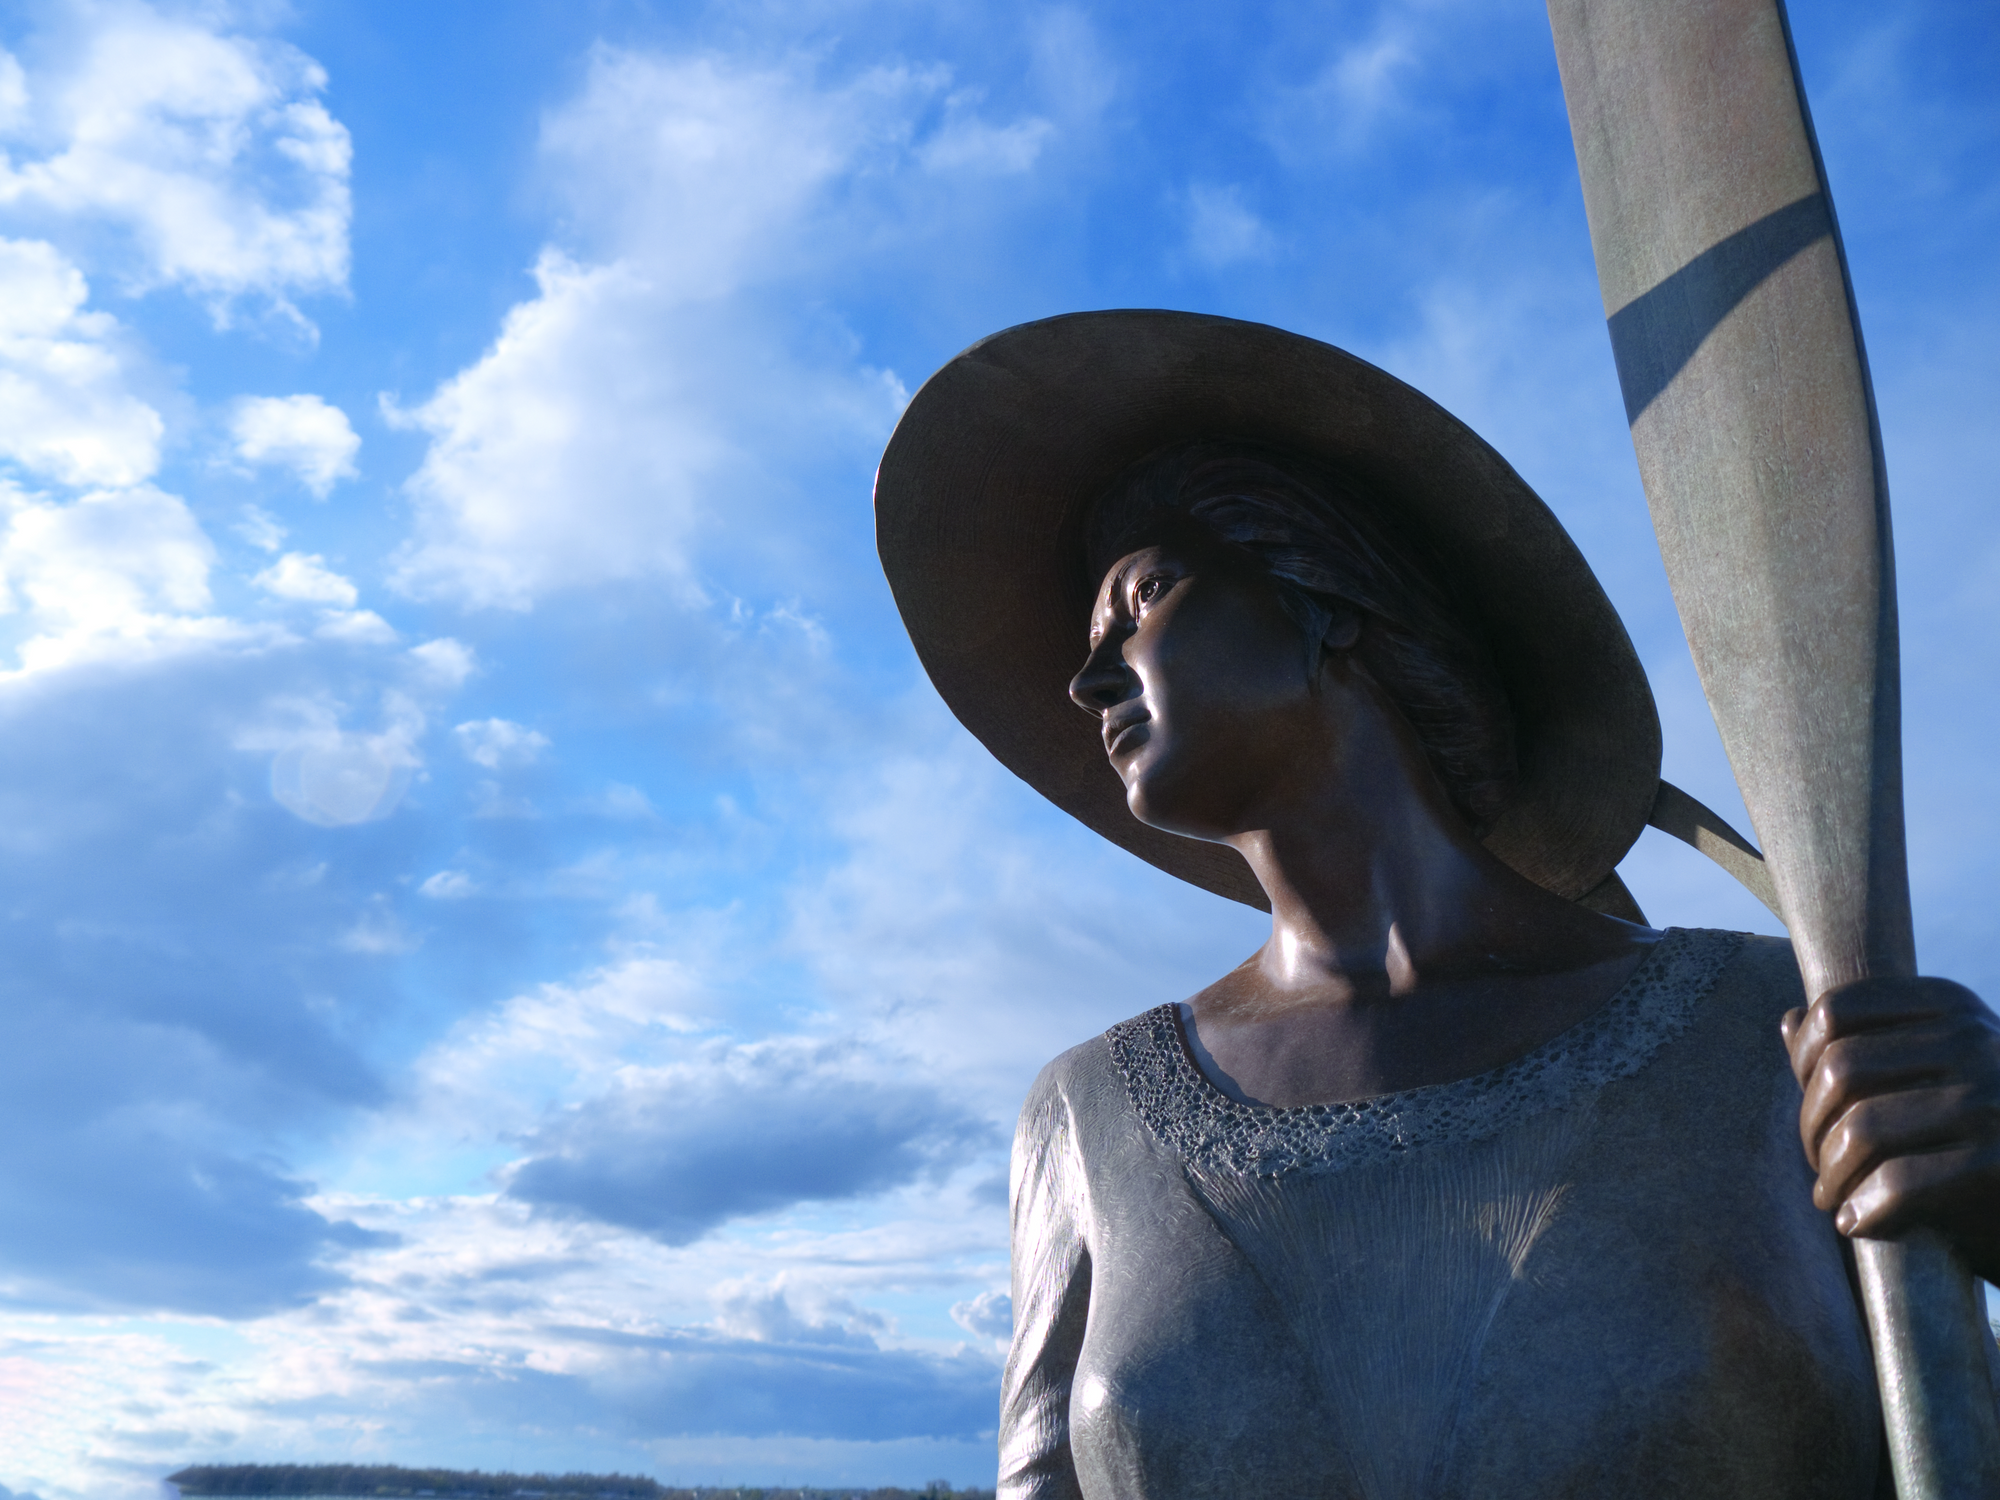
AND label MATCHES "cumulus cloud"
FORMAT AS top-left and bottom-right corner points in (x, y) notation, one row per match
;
(314, 607), (396, 645)
(253, 550), (358, 606)
(0, 6), (369, 681)
(386, 48), (1053, 609)
(713, 1280), (888, 1347)
(0, 237), (162, 488)
(454, 716), (549, 769)
(0, 480), (258, 673)
(231, 394), (359, 496)
(383, 953), (717, 1163)
(382, 256), (717, 608)
(0, 225), (254, 673)
(505, 1039), (994, 1242)
(949, 1288), (1012, 1341)
(0, 7), (351, 325)
(383, 251), (902, 610)
(405, 636), (475, 688)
